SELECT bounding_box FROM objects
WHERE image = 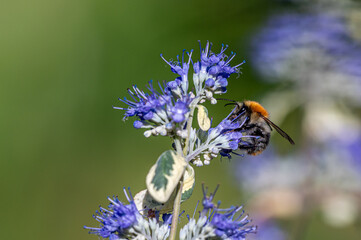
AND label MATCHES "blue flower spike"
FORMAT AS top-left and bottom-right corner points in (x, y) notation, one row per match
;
(114, 41), (246, 139)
